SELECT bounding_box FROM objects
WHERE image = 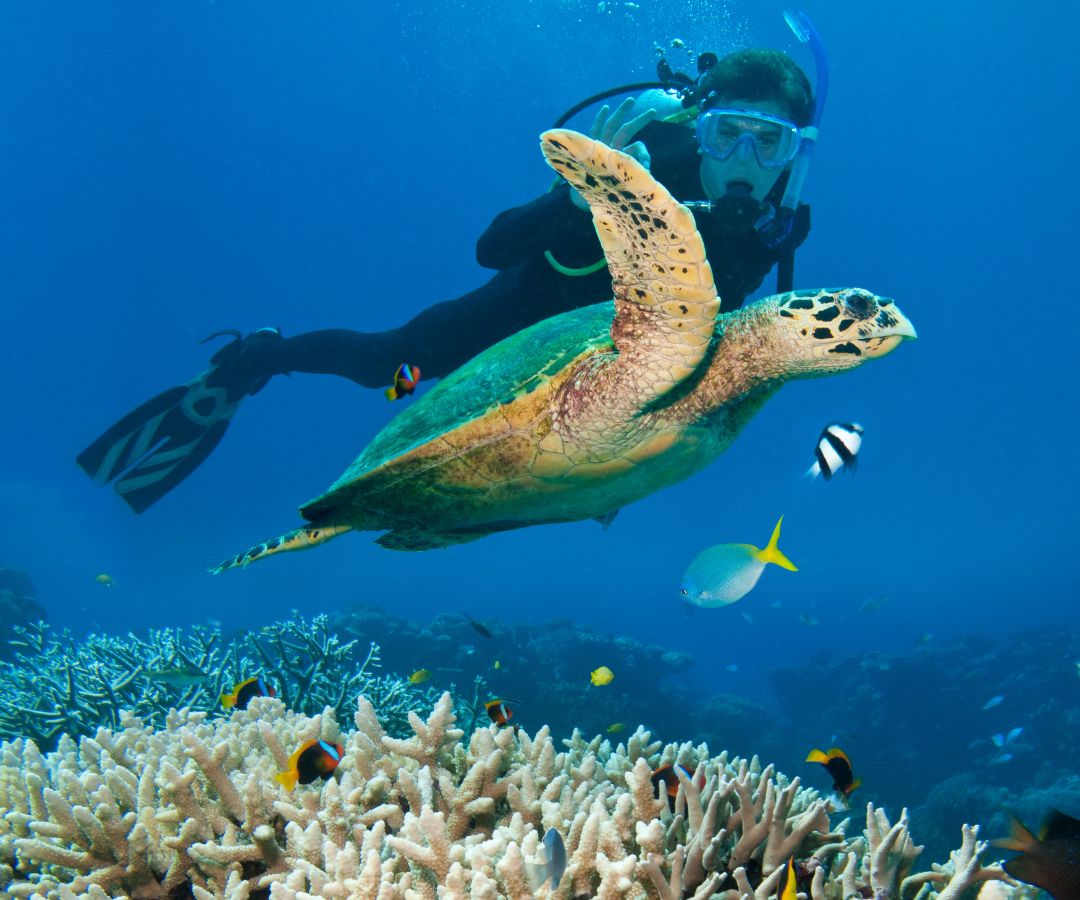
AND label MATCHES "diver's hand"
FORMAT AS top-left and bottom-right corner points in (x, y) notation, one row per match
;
(570, 97), (657, 211)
